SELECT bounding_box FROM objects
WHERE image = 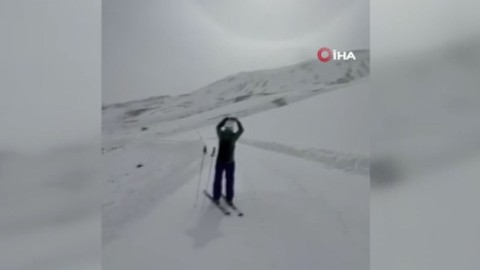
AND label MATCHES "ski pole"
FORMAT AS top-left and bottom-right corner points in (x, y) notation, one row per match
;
(202, 147), (216, 208)
(194, 145), (207, 207)
(207, 147), (216, 187)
